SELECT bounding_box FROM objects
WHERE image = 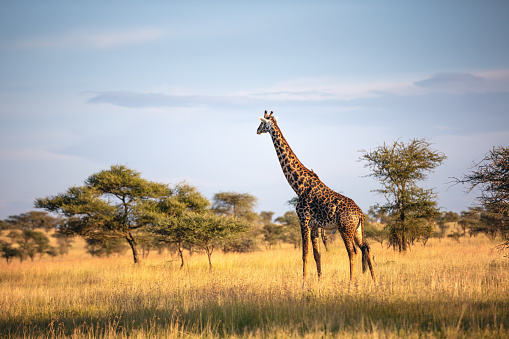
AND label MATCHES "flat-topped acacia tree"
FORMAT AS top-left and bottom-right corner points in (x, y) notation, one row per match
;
(35, 165), (170, 263)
